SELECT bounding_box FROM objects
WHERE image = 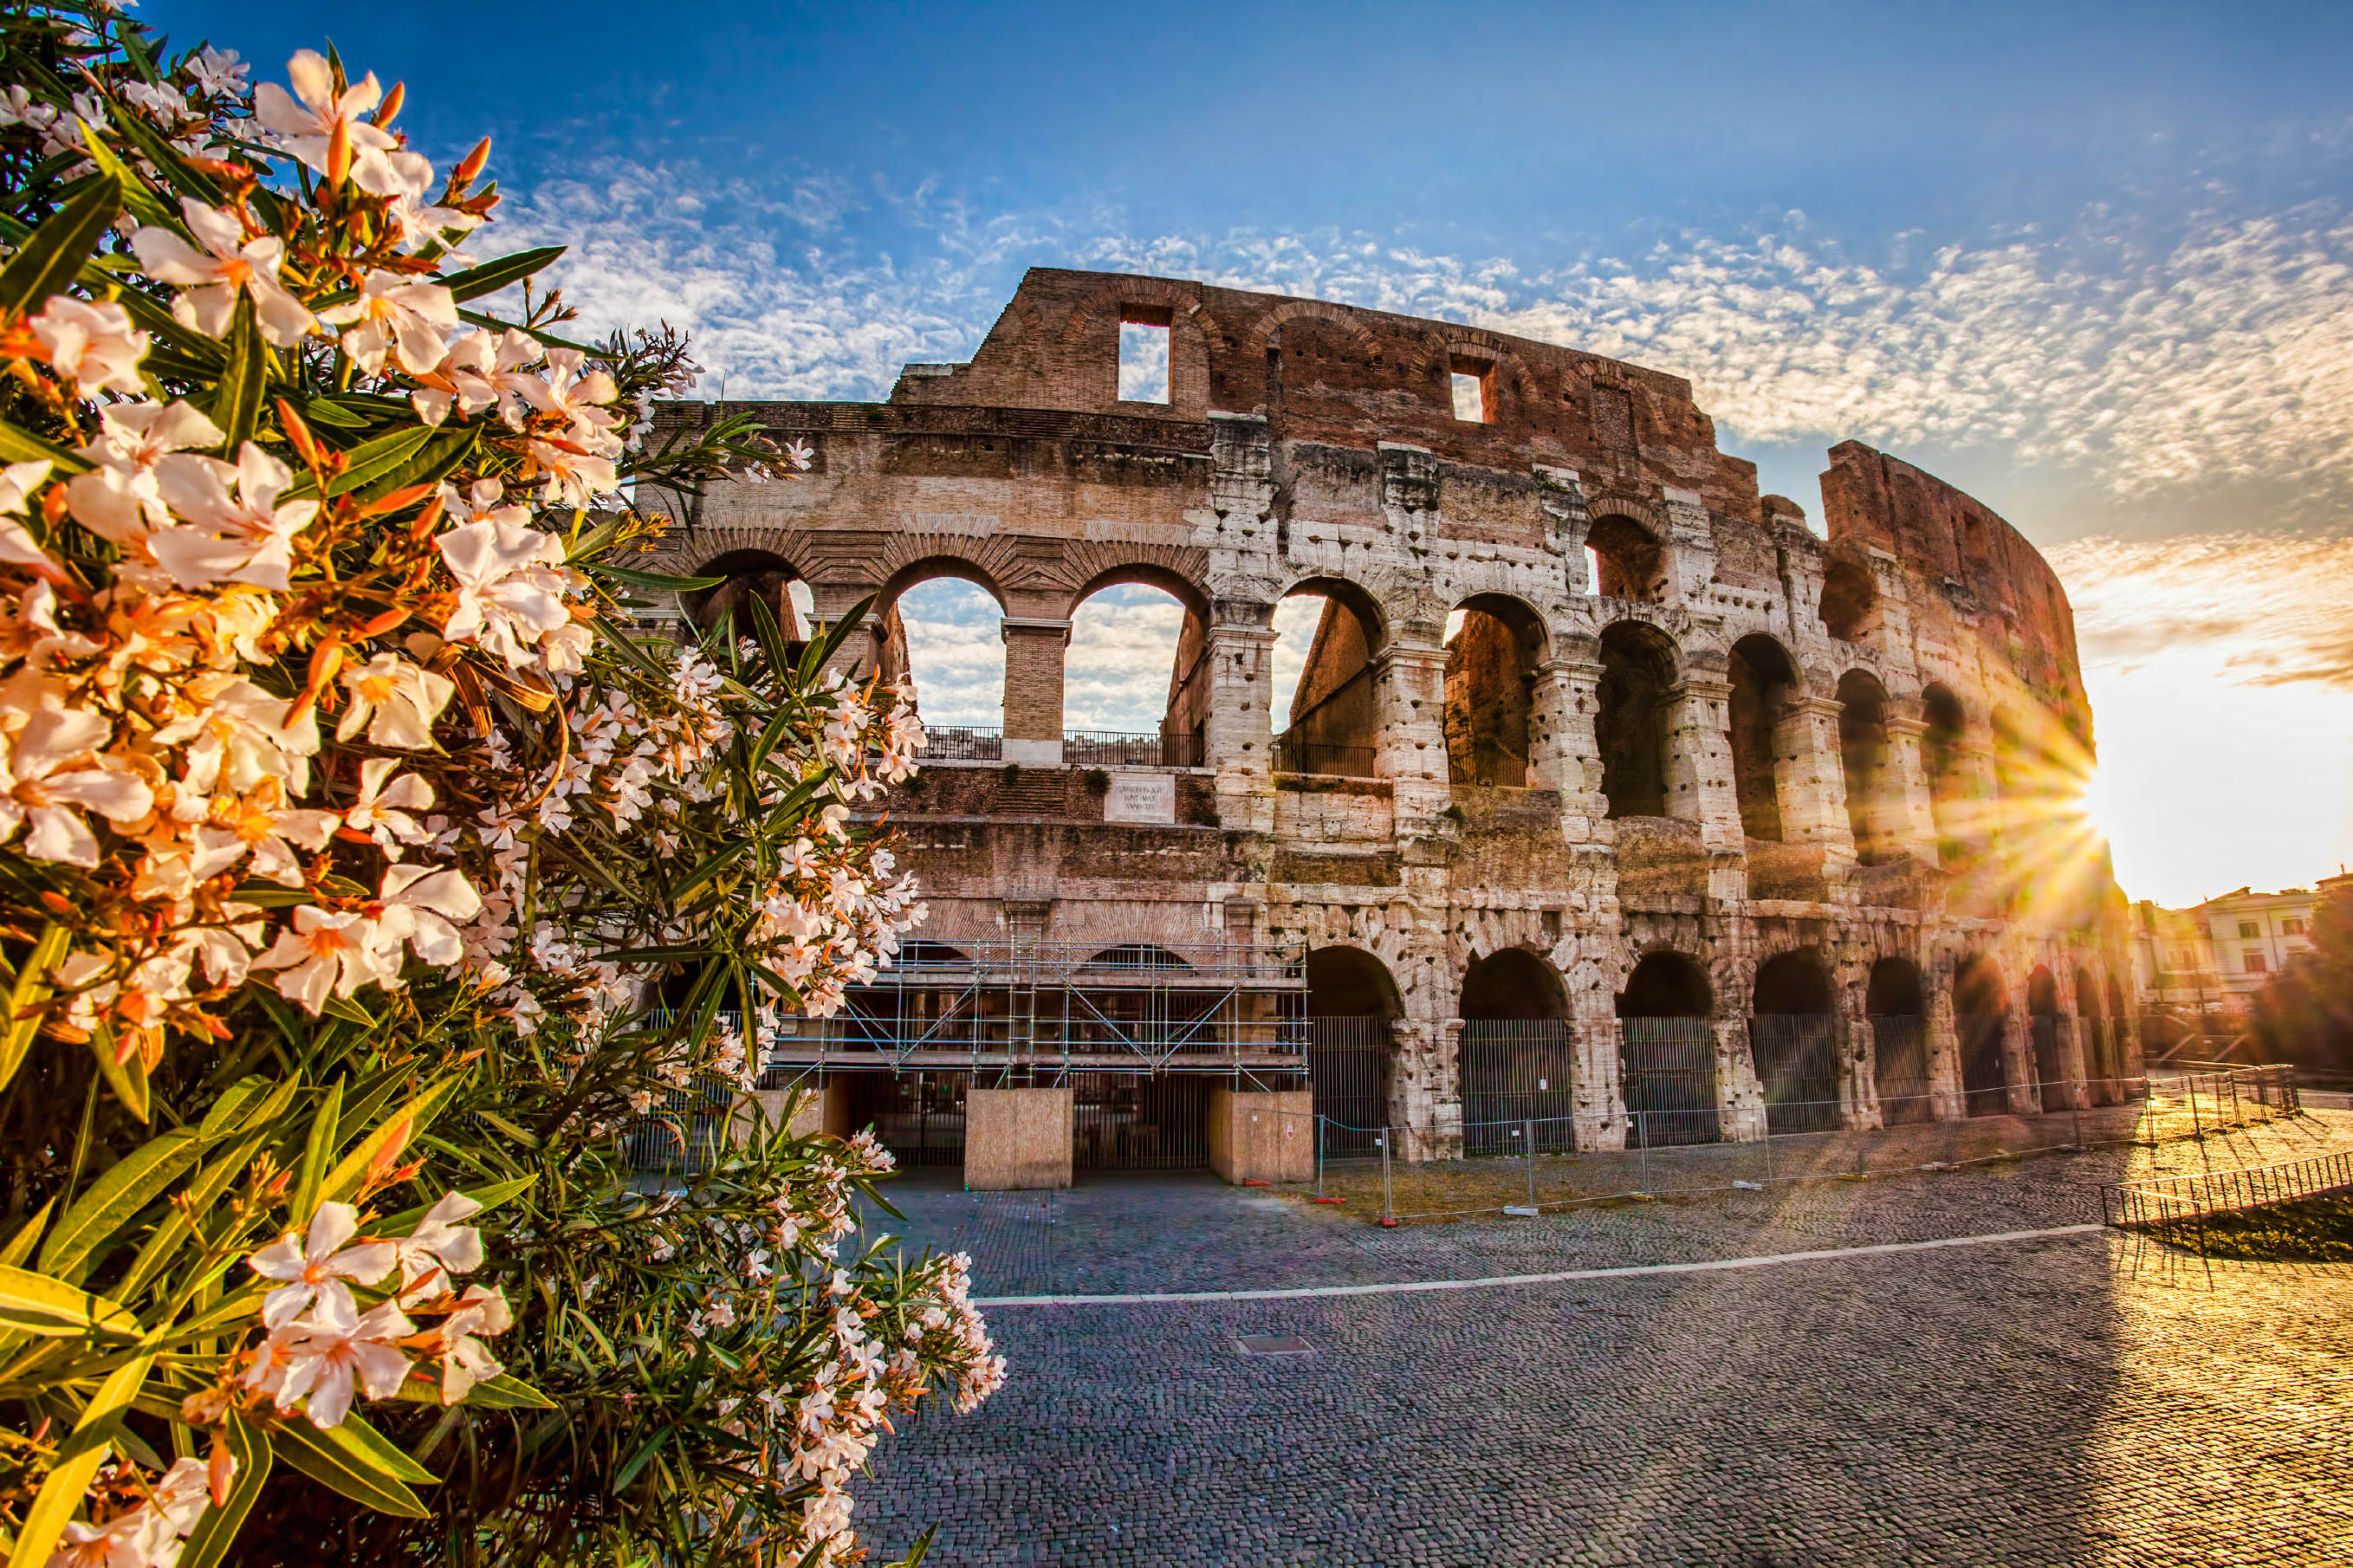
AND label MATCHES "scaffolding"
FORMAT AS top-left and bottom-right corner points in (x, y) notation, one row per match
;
(759, 941), (1307, 1086)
